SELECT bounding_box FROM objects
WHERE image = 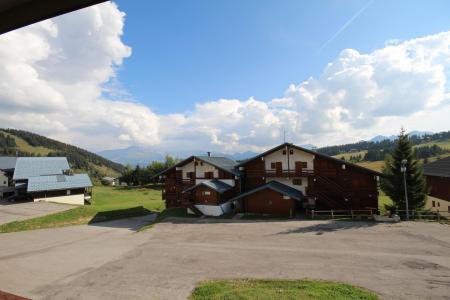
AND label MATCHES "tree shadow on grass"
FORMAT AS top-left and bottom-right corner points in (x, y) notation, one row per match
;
(88, 206), (156, 231)
(275, 220), (380, 235)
